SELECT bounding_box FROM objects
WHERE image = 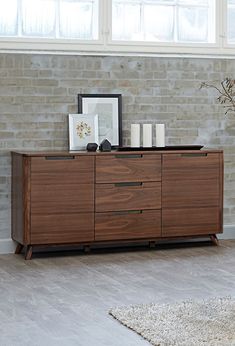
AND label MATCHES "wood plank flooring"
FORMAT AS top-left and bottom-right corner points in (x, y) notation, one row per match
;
(0, 240), (235, 346)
